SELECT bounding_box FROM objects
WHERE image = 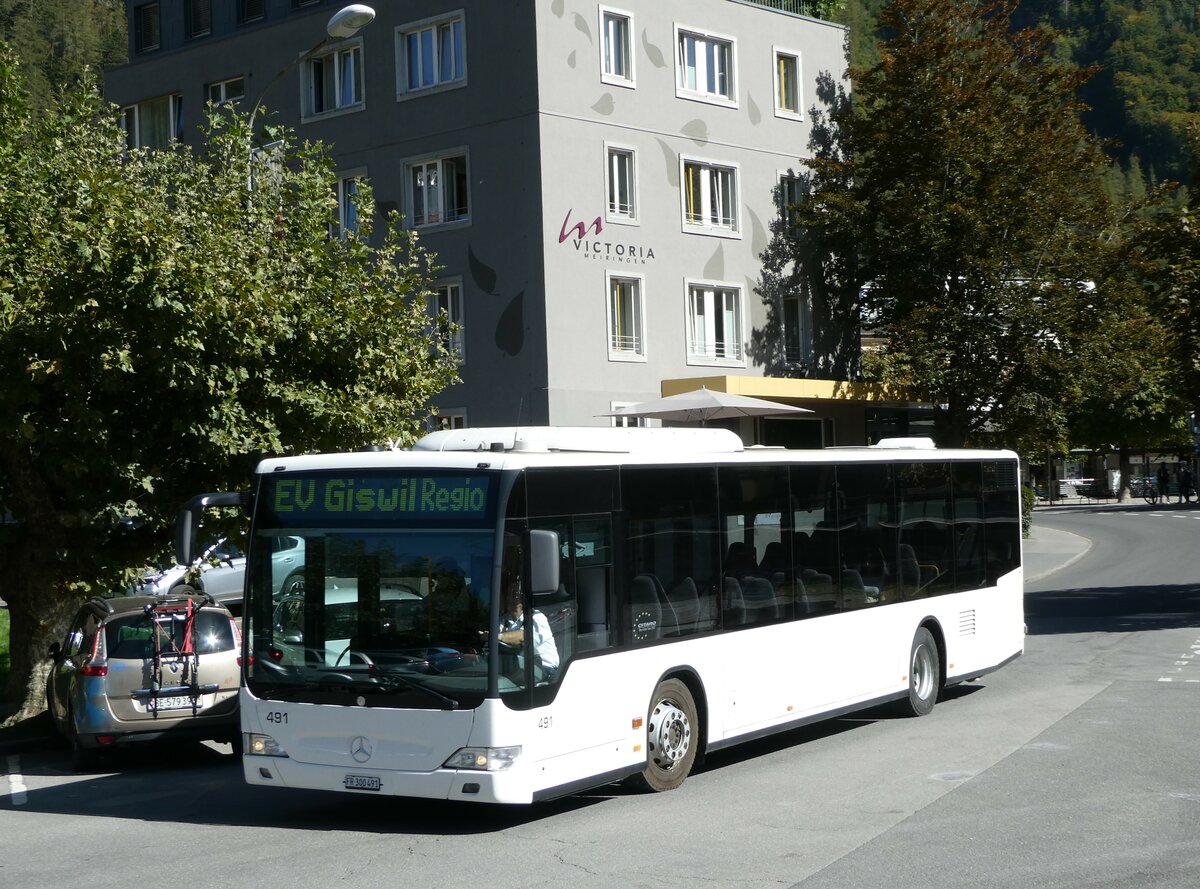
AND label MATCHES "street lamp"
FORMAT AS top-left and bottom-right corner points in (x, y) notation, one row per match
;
(246, 3), (376, 134)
